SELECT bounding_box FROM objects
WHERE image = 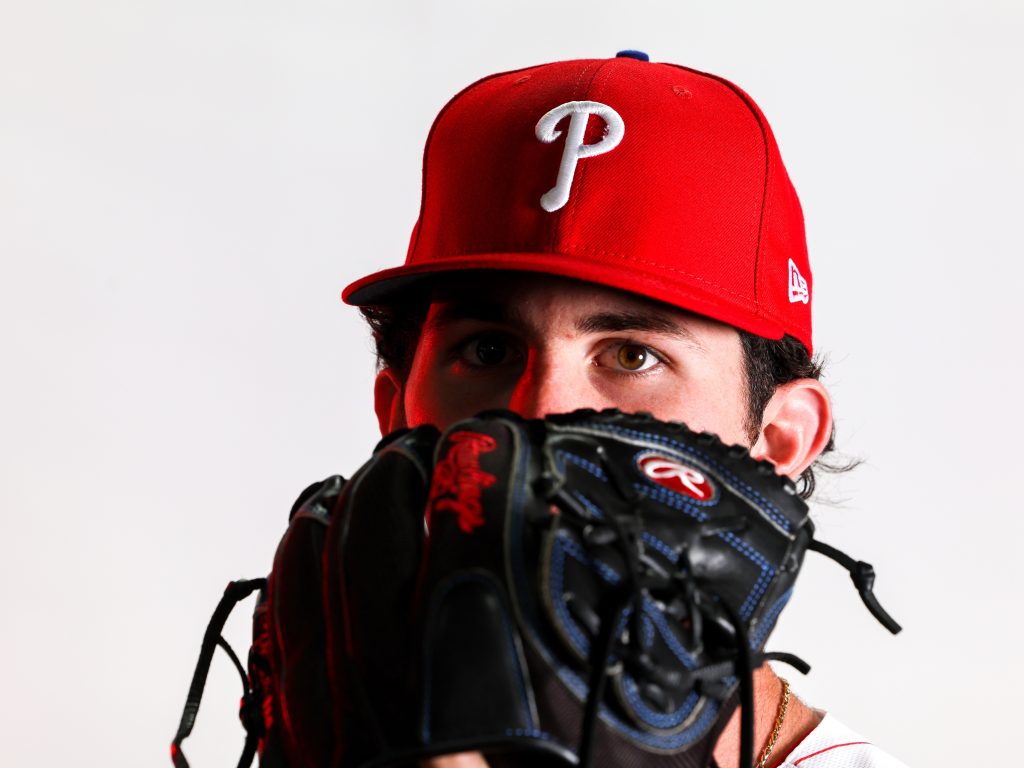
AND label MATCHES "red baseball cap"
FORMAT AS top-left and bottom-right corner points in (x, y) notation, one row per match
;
(343, 51), (814, 353)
